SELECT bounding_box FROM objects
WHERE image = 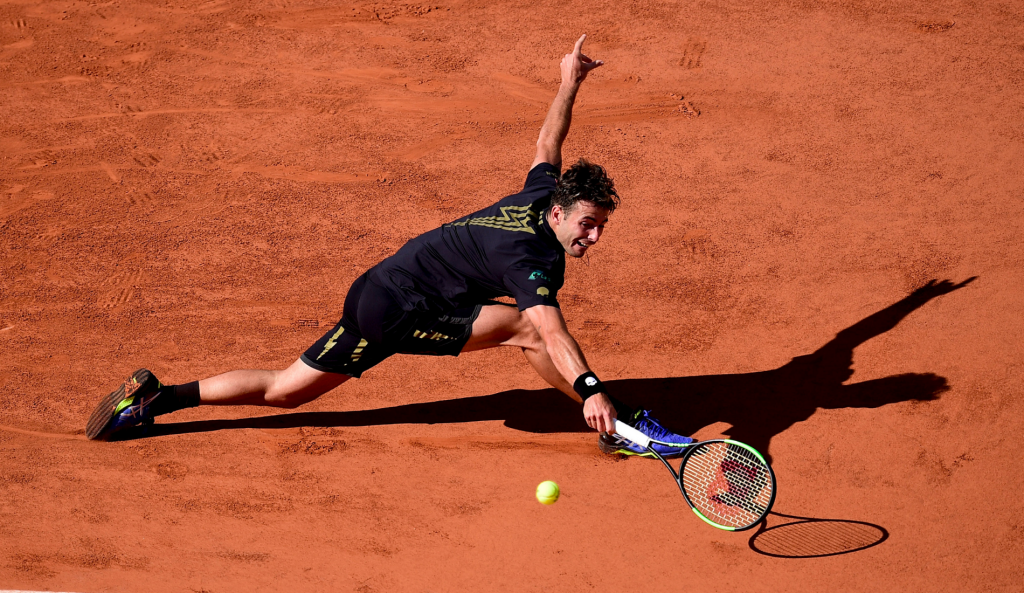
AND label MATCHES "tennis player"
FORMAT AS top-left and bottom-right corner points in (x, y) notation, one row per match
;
(86, 35), (693, 456)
